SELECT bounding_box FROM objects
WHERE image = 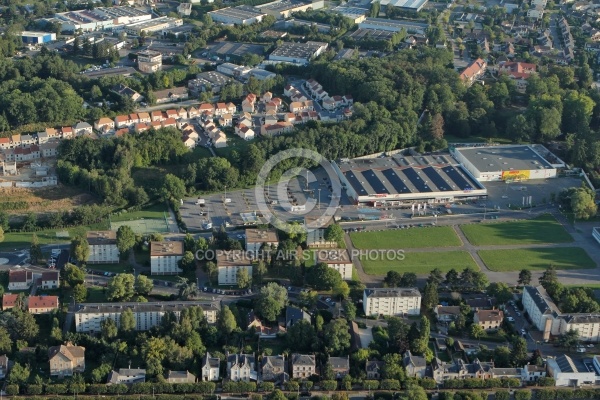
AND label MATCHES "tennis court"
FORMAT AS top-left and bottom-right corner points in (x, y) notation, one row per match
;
(110, 217), (170, 234)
